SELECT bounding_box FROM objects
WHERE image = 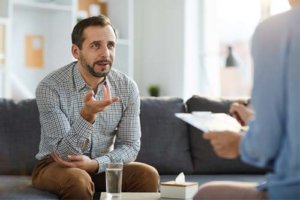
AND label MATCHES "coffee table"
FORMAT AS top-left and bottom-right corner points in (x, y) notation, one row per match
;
(100, 192), (161, 200)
